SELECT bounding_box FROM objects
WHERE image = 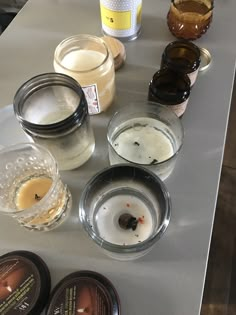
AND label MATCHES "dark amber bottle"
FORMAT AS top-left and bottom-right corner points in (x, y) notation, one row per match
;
(148, 68), (191, 117)
(161, 40), (201, 86)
